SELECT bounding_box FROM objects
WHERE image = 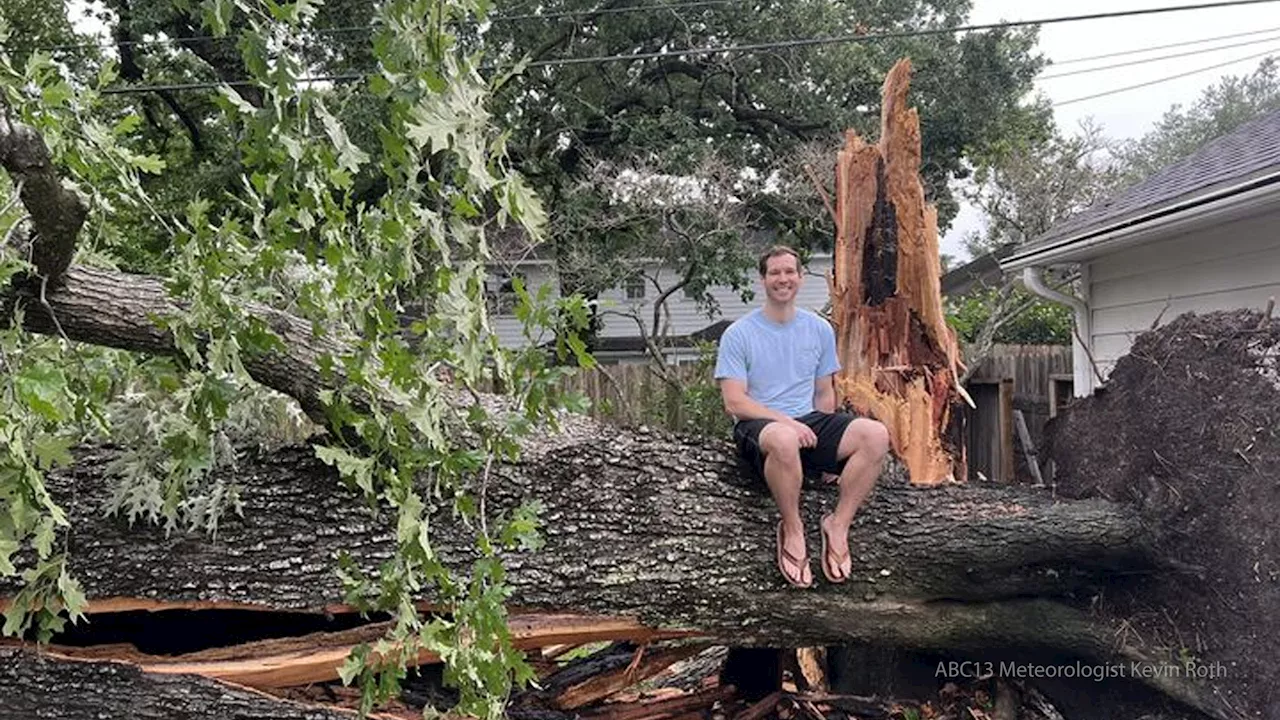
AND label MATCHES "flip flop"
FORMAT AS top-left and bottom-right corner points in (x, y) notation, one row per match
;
(776, 520), (813, 588)
(820, 513), (852, 584)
